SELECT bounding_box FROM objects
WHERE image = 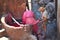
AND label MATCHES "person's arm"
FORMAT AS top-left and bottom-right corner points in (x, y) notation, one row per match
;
(34, 20), (40, 24)
(41, 17), (47, 23)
